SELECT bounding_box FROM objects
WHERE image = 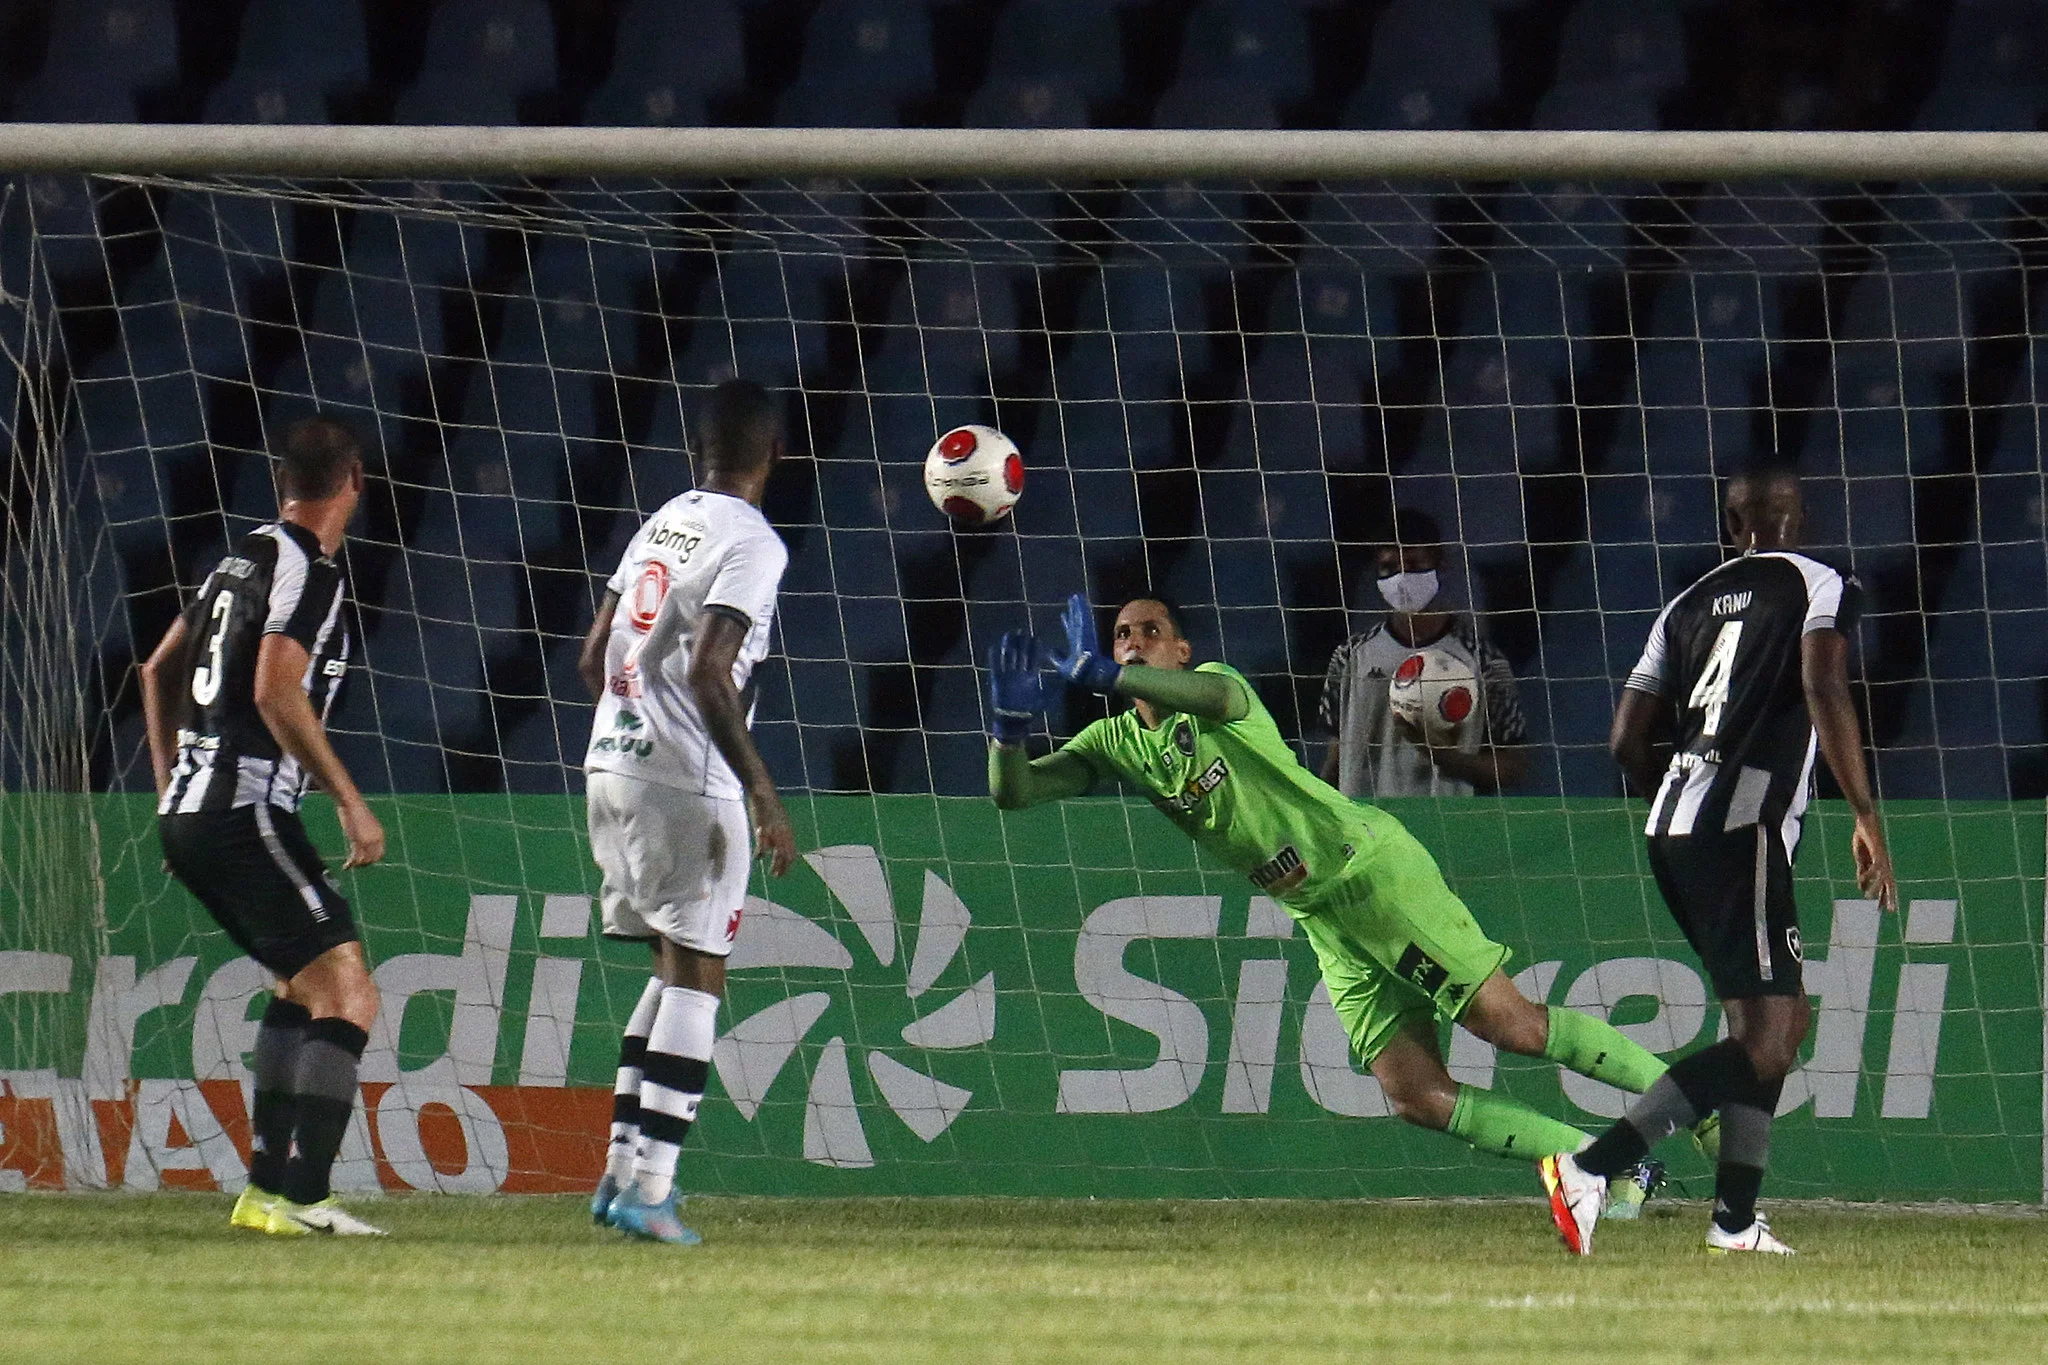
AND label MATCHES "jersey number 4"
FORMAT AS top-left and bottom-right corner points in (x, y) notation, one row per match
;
(189, 589), (235, 706)
(1686, 620), (1744, 739)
